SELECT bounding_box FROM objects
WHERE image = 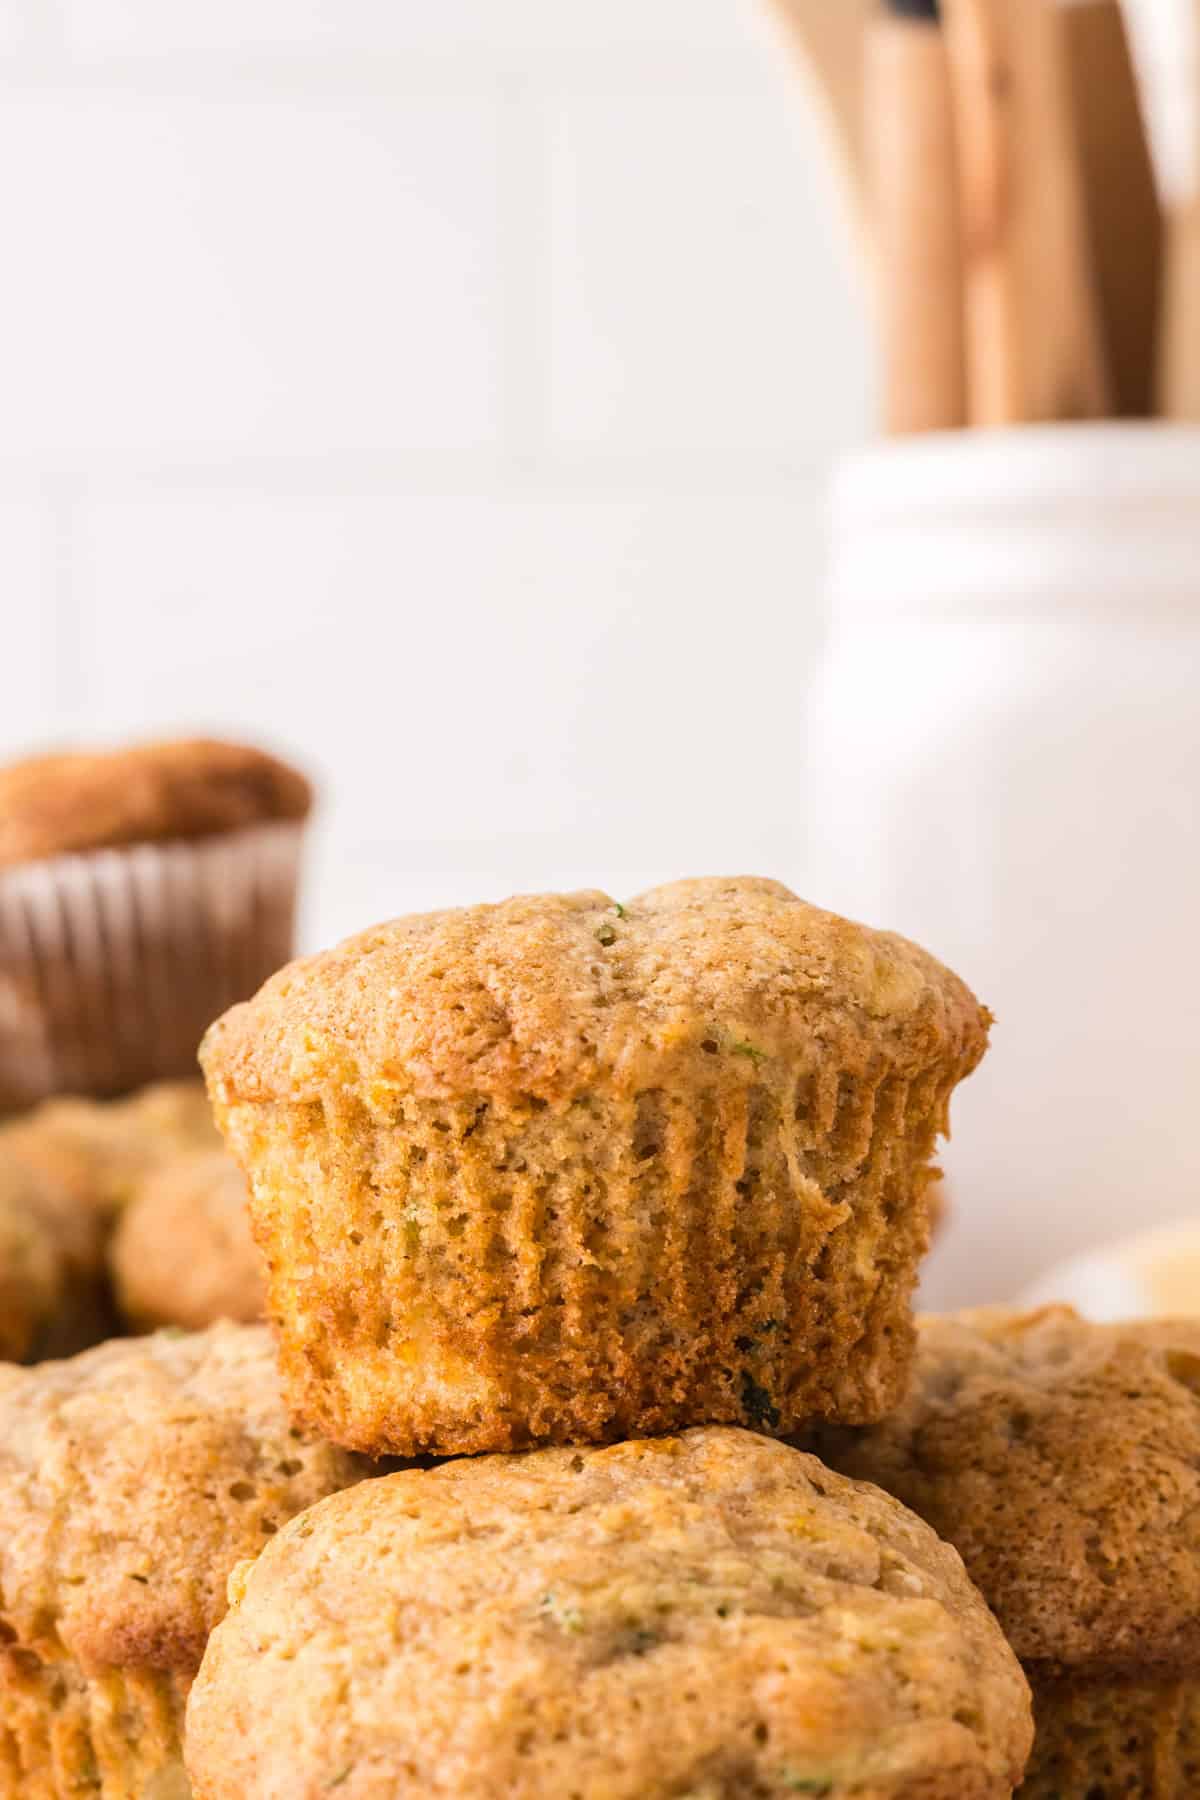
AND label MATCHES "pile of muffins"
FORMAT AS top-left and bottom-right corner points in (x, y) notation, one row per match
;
(2, 739), (1197, 1800)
